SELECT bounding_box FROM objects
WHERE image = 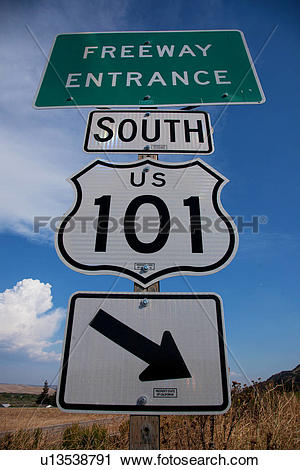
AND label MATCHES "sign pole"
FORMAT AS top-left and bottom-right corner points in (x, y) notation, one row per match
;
(130, 153), (160, 450)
